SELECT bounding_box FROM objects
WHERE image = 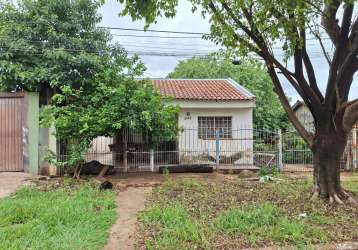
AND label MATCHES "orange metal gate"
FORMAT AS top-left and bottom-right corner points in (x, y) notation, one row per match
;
(0, 94), (24, 171)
